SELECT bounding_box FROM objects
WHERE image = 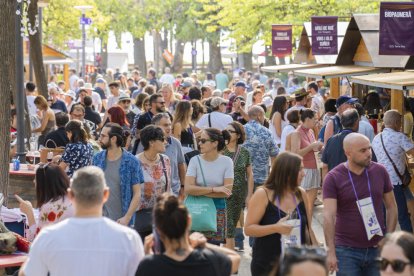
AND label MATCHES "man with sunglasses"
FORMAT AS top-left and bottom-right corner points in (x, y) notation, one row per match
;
(323, 133), (397, 276)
